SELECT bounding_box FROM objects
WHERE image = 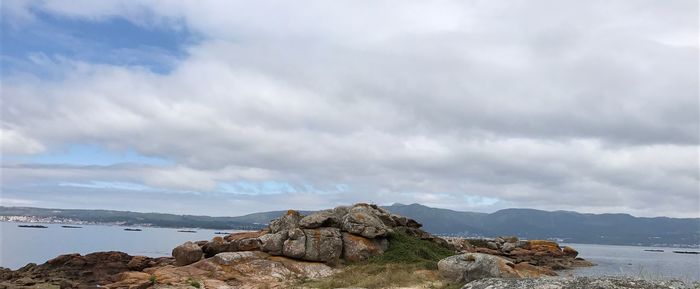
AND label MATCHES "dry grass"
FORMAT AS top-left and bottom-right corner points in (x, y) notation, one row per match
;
(302, 263), (462, 289)
(301, 231), (463, 289)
